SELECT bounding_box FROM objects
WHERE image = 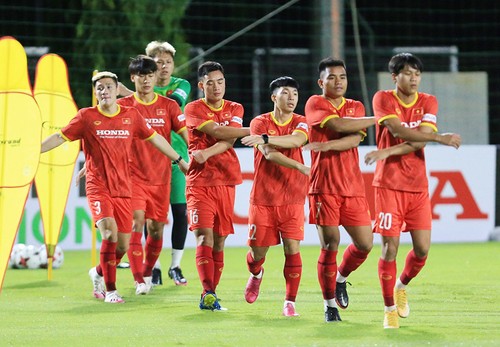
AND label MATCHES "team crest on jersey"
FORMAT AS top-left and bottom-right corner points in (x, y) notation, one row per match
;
(346, 108), (355, 115)
(223, 112), (231, 119)
(207, 112), (214, 118)
(396, 108), (402, 115)
(94, 121), (101, 126)
(156, 109), (166, 116)
(269, 130), (276, 135)
(122, 118), (131, 124)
